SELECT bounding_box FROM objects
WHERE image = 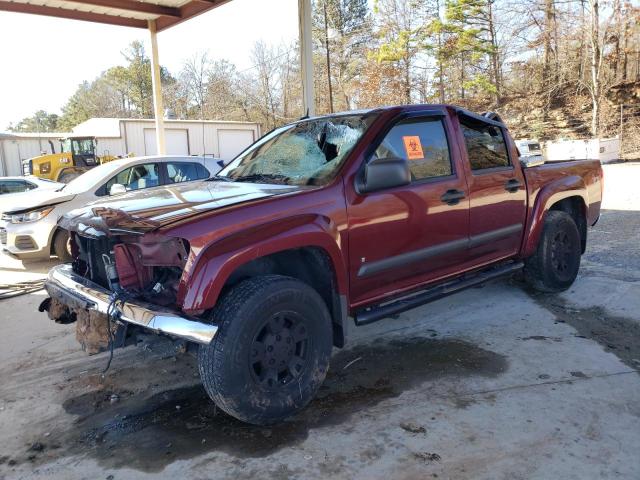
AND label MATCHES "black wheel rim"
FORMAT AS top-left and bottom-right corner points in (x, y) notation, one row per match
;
(550, 231), (573, 275)
(249, 312), (310, 389)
